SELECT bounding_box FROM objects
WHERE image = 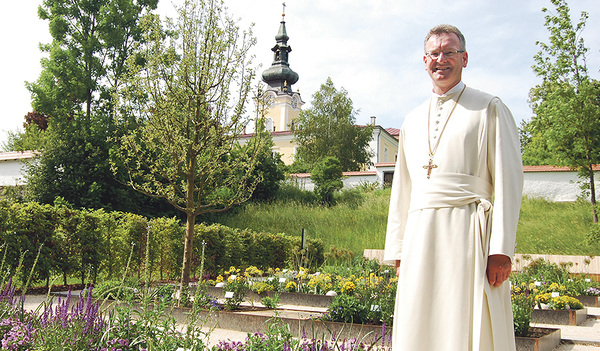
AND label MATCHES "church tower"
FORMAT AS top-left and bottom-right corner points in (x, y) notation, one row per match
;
(261, 6), (303, 132)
